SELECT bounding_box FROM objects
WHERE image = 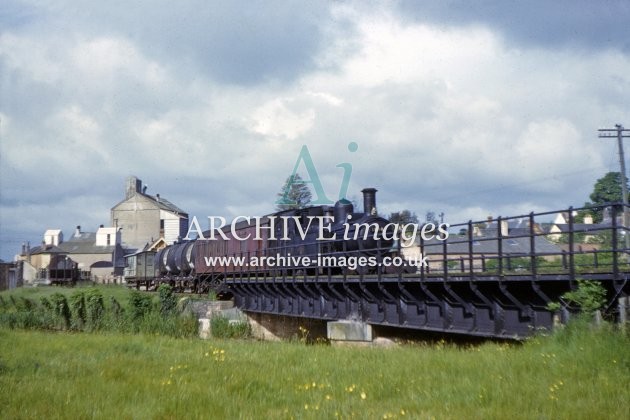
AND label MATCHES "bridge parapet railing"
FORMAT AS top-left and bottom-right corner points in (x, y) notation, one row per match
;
(410, 202), (630, 281)
(214, 203), (630, 283)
